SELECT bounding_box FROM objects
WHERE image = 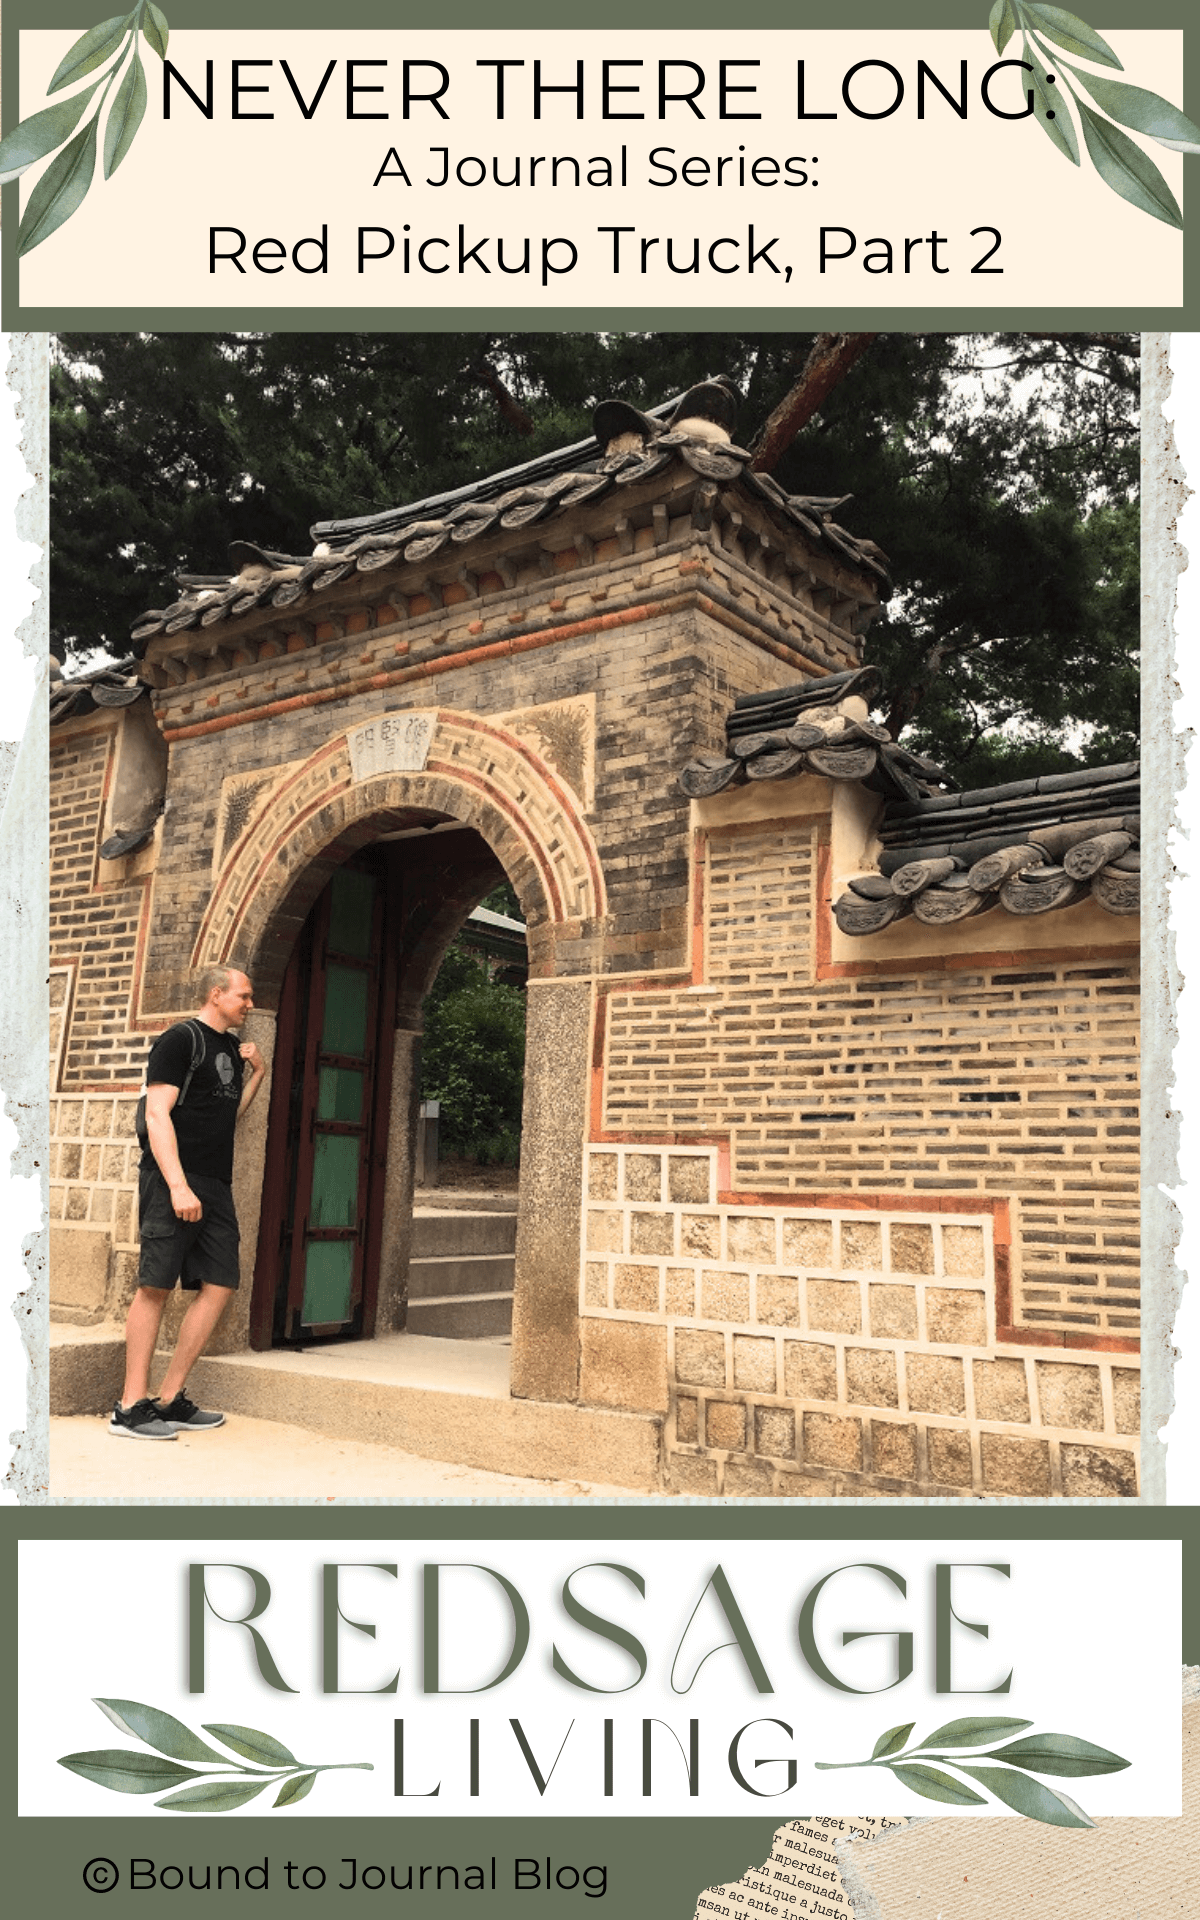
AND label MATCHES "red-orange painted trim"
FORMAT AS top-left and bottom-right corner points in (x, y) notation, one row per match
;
(815, 837), (833, 975)
(64, 1083), (143, 1095)
(588, 991), (609, 1140)
(691, 827), (707, 985)
(590, 1129), (732, 1149)
(1064, 1332), (1141, 1354)
(718, 1187), (1007, 1216)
